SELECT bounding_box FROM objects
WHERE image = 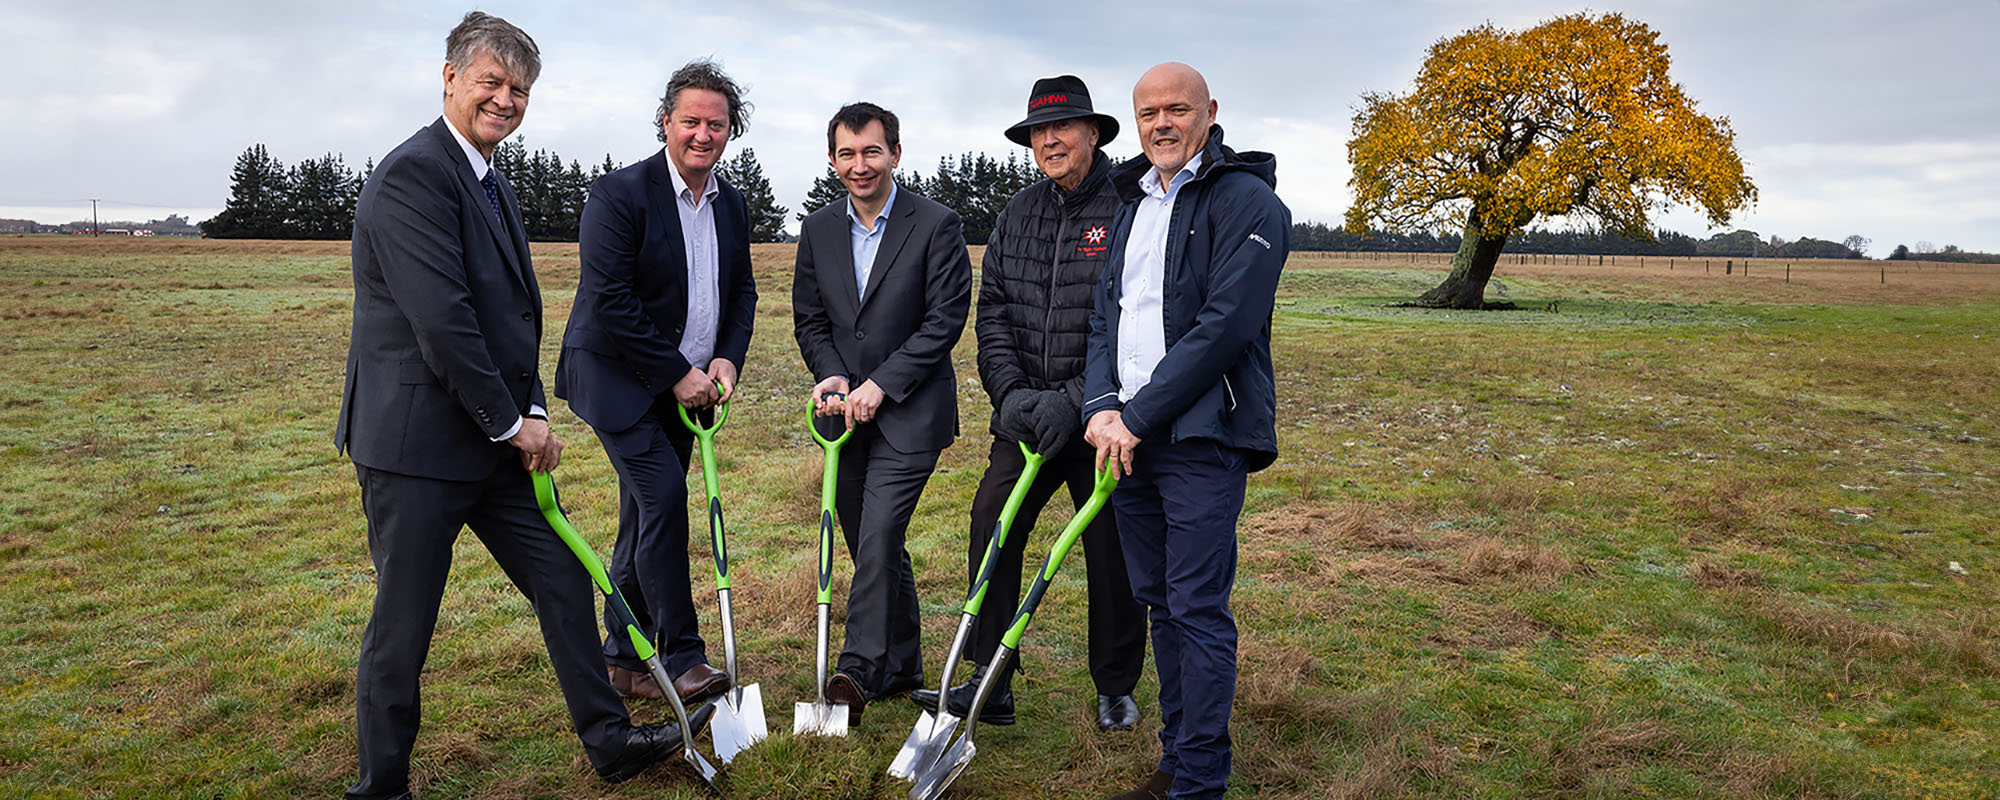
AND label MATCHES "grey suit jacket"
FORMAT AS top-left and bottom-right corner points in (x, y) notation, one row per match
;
(792, 187), (972, 453)
(335, 118), (545, 481)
